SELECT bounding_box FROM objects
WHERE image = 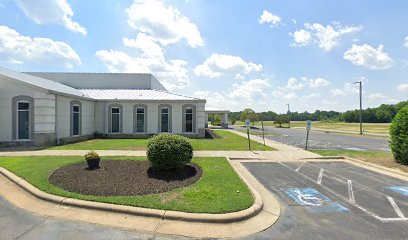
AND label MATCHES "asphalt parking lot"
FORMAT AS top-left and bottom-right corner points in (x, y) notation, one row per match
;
(243, 161), (408, 240)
